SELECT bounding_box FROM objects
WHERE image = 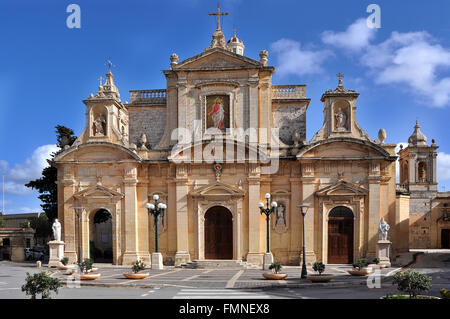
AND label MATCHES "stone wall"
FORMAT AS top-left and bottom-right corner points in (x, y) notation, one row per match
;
(128, 106), (167, 148)
(272, 104), (307, 145)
